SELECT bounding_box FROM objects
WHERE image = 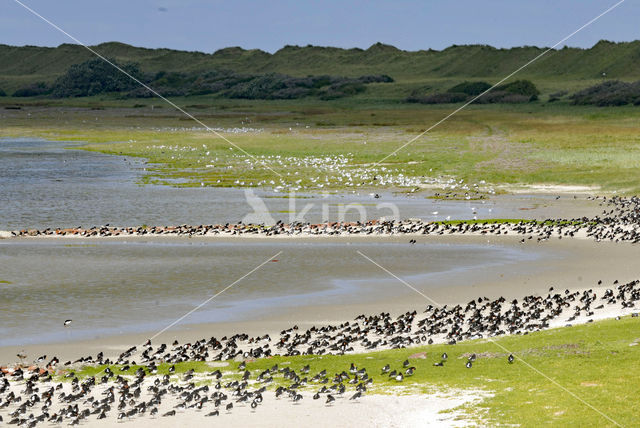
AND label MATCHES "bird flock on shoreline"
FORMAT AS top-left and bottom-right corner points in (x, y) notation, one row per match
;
(1, 275), (638, 426)
(2, 195), (640, 424)
(7, 196), (640, 243)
